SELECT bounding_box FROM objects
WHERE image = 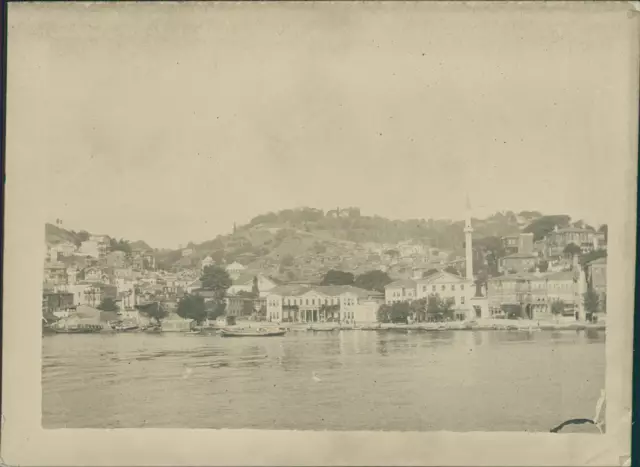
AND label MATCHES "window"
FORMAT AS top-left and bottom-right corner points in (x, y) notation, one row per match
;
(432, 285), (436, 292)
(451, 285), (455, 291)
(461, 296), (465, 304)
(312, 299), (315, 305)
(441, 285), (446, 291)
(460, 284), (464, 291)
(423, 286), (426, 292)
